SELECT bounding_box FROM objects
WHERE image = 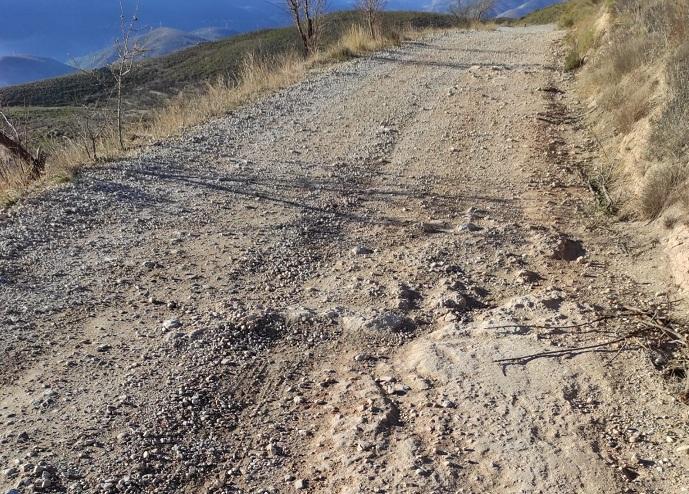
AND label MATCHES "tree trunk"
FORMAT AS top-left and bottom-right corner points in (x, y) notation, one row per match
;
(117, 77), (125, 151)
